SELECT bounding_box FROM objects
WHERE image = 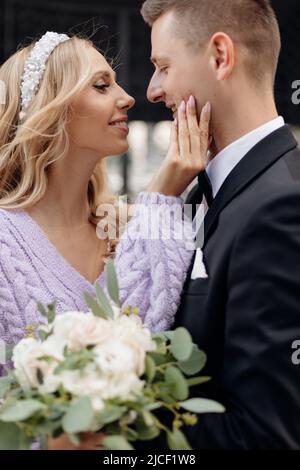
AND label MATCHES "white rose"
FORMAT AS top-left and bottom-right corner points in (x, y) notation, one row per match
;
(52, 311), (86, 340)
(94, 338), (137, 377)
(114, 315), (156, 353)
(60, 364), (107, 397)
(101, 373), (144, 401)
(67, 313), (112, 351)
(13, 338), (60, 393)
